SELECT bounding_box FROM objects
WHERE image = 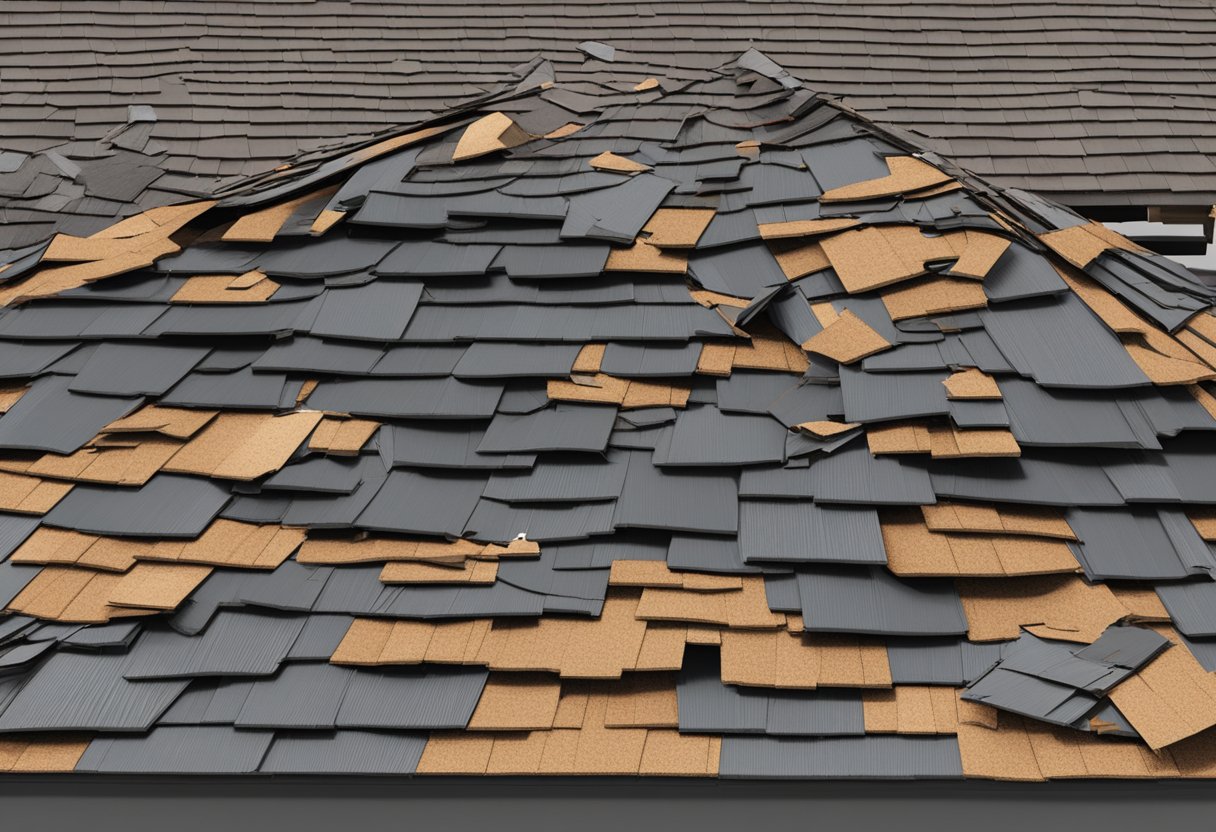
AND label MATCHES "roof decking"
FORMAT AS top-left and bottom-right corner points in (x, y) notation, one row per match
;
(1, 51), (1216, 779)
